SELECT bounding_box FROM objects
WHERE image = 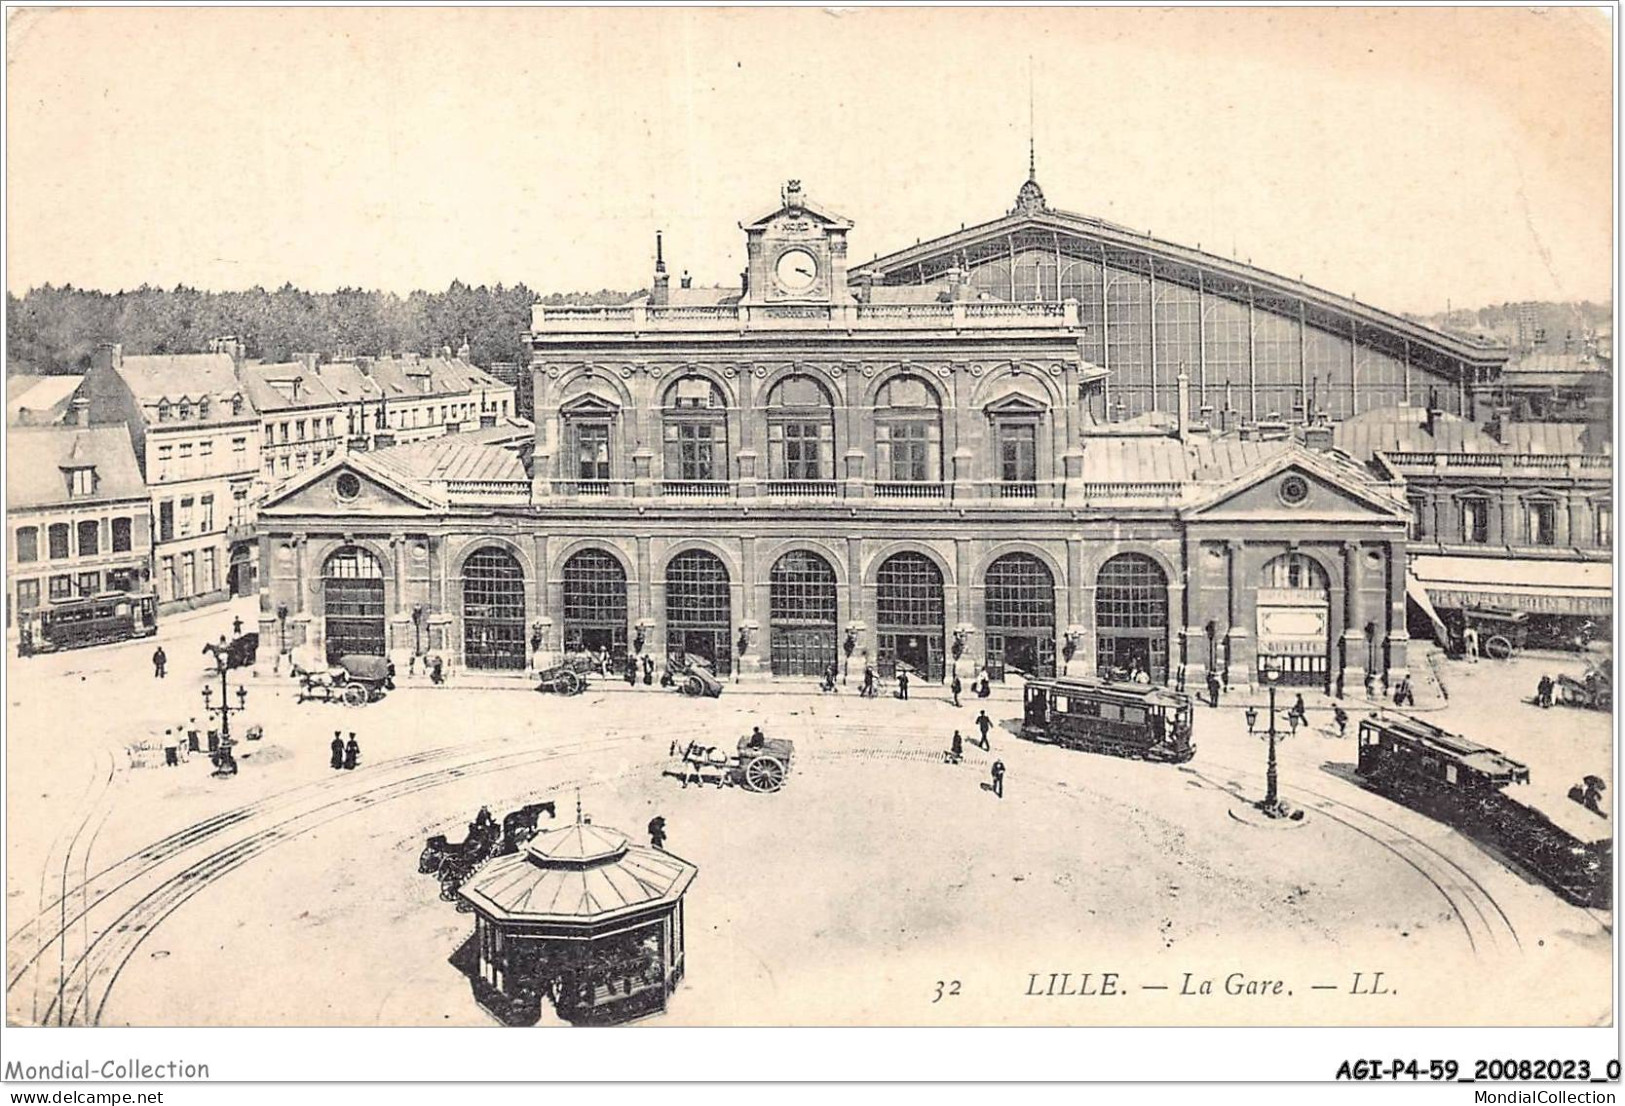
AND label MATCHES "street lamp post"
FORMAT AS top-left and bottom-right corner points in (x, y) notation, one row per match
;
(201, 648), (249, 747)
(1259, 665), (1283, 816)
